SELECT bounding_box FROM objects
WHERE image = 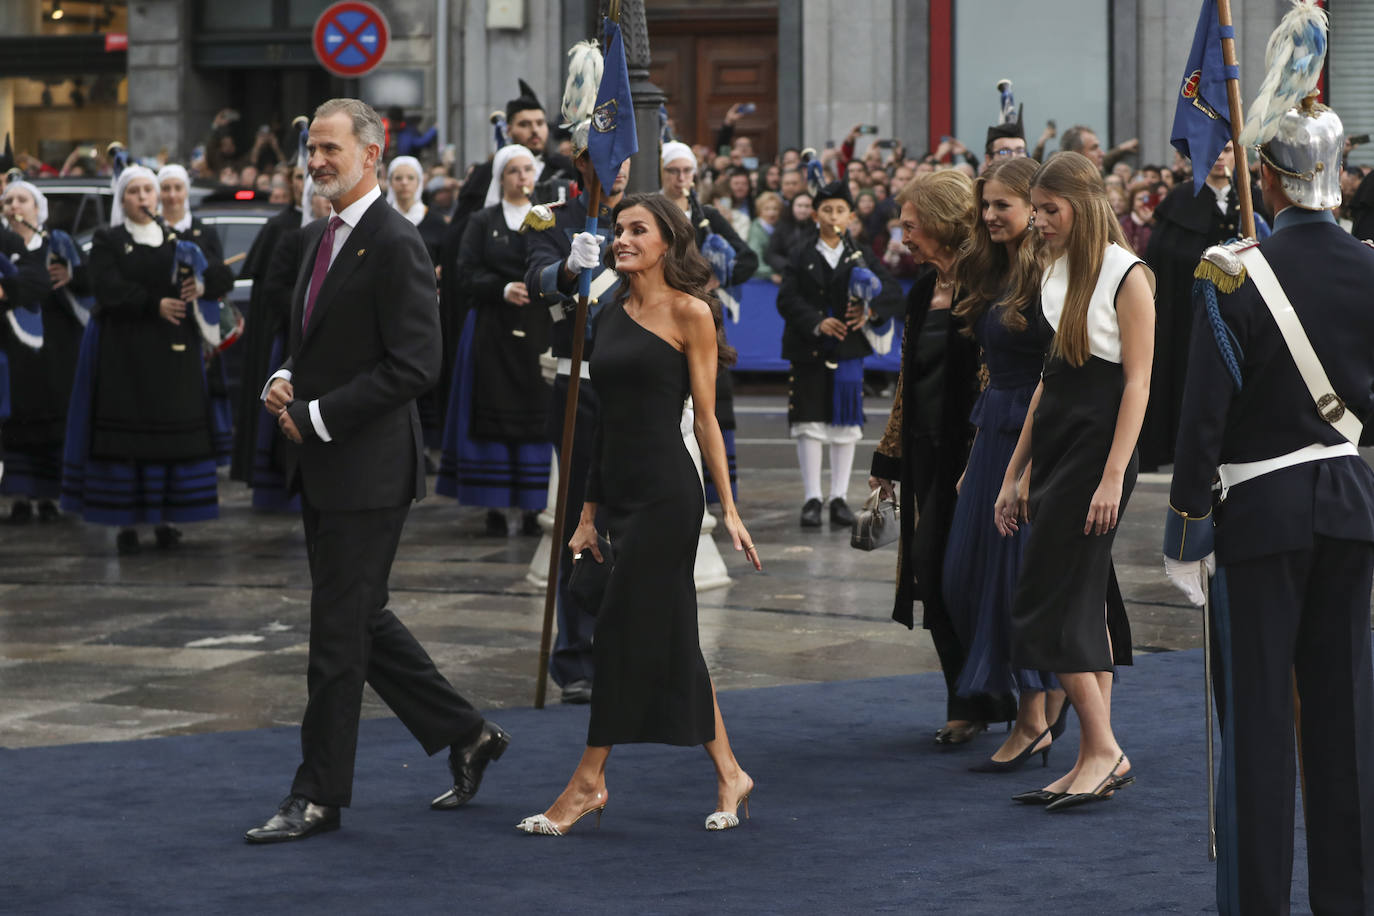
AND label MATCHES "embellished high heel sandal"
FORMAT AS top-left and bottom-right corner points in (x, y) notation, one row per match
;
(516, 795), (608, 836)
(705, 792), (750, 831)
